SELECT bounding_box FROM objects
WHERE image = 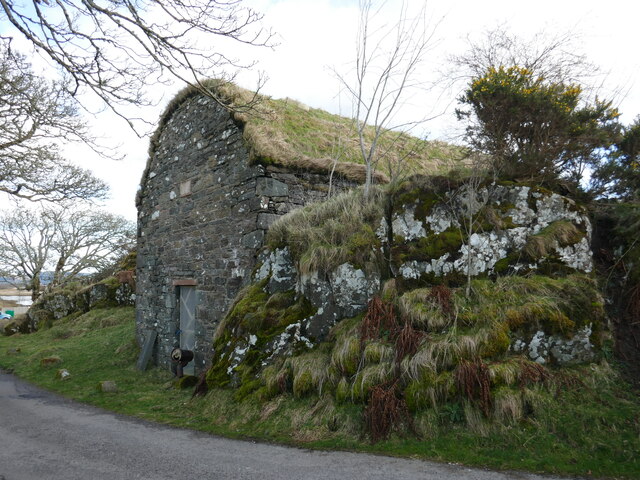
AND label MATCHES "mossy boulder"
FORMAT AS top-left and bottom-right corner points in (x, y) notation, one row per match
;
(2, 314), (31, 336)
(200, 177), (604, 436)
